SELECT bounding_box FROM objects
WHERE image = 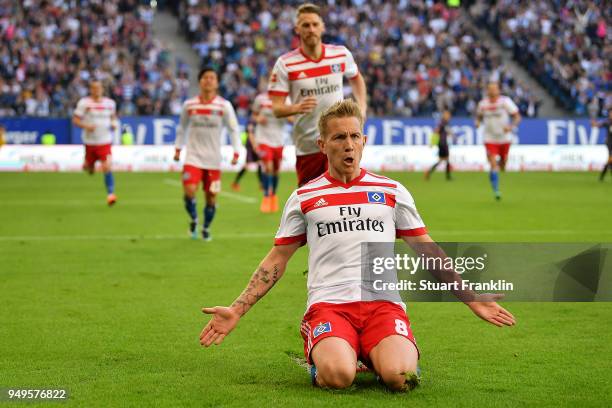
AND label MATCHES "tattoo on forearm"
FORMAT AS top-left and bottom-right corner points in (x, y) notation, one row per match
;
(231, 264), (281, 315)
